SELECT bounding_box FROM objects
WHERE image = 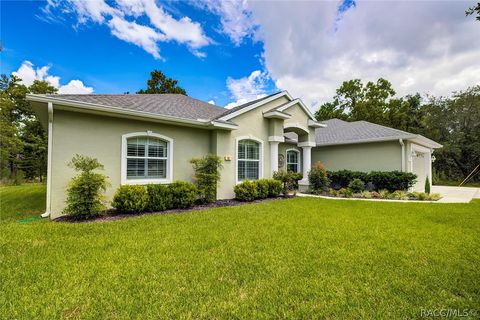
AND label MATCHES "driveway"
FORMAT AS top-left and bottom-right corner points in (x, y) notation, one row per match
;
(432, 185), (480, 203)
